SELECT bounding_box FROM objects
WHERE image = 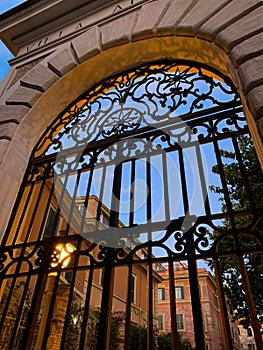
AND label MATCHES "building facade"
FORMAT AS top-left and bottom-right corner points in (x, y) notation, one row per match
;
(238, 325), (257, 350)
(157, 264), (241, 350)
